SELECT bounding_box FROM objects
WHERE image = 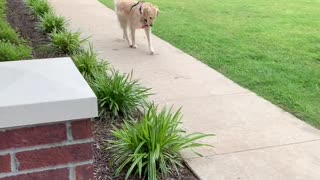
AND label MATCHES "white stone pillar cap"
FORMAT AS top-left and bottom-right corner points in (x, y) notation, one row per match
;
(0, 57), (98, 129)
